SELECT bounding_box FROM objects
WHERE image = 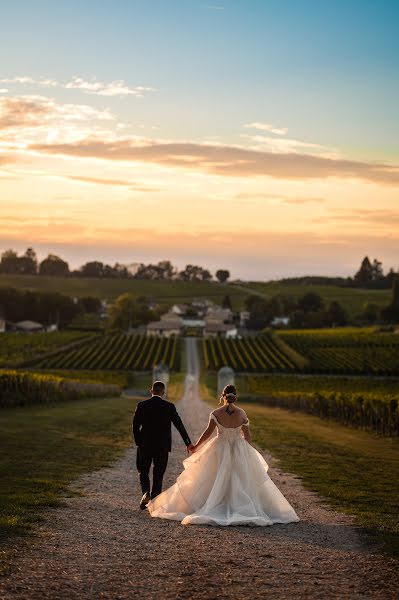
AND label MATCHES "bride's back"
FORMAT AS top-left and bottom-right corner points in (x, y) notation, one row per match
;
(212, 405), (248, 429)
